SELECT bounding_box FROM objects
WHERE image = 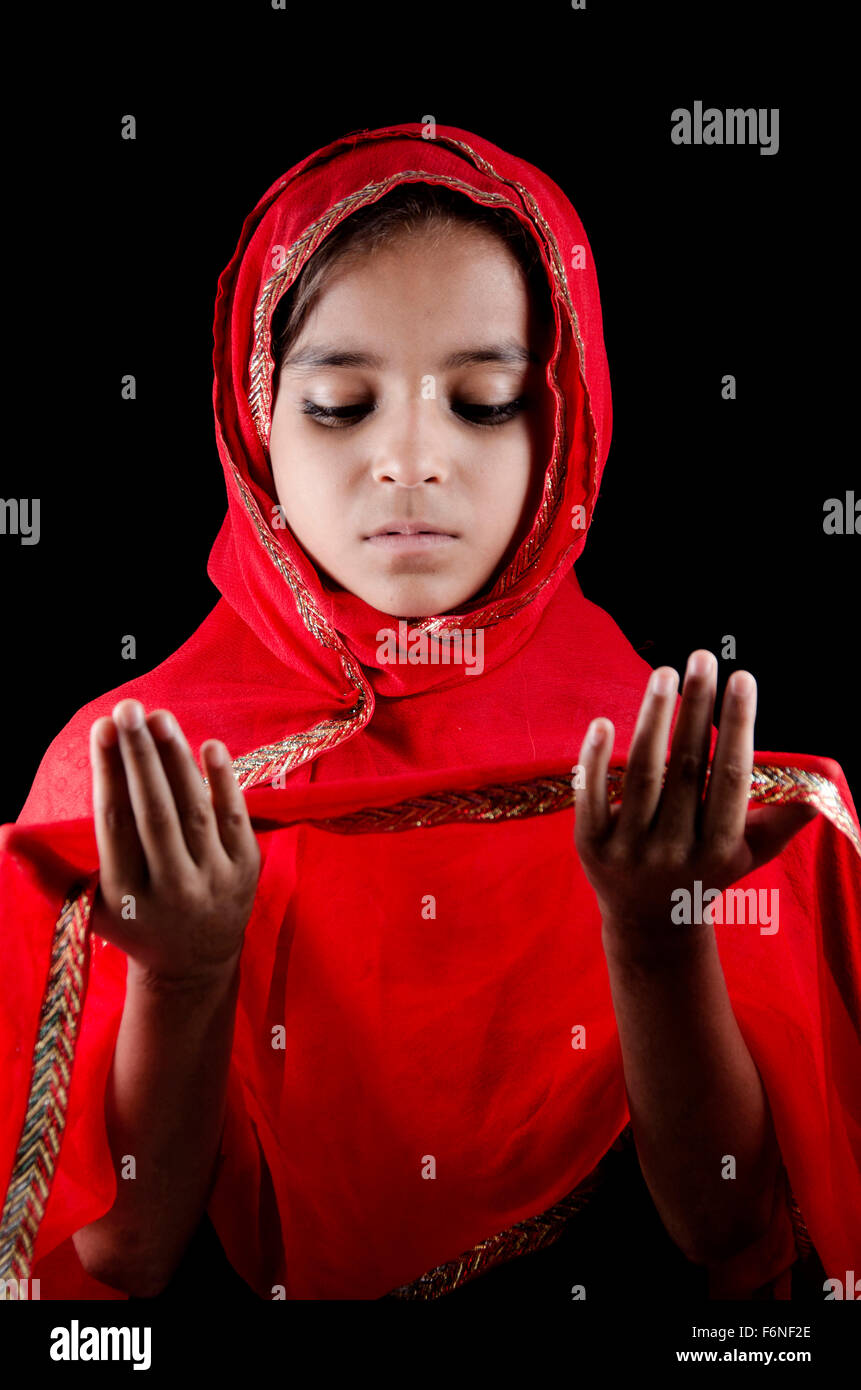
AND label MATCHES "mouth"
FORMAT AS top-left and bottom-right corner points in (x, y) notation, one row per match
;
(365, 531), (457, 549)
(366, 523), (455, 538)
